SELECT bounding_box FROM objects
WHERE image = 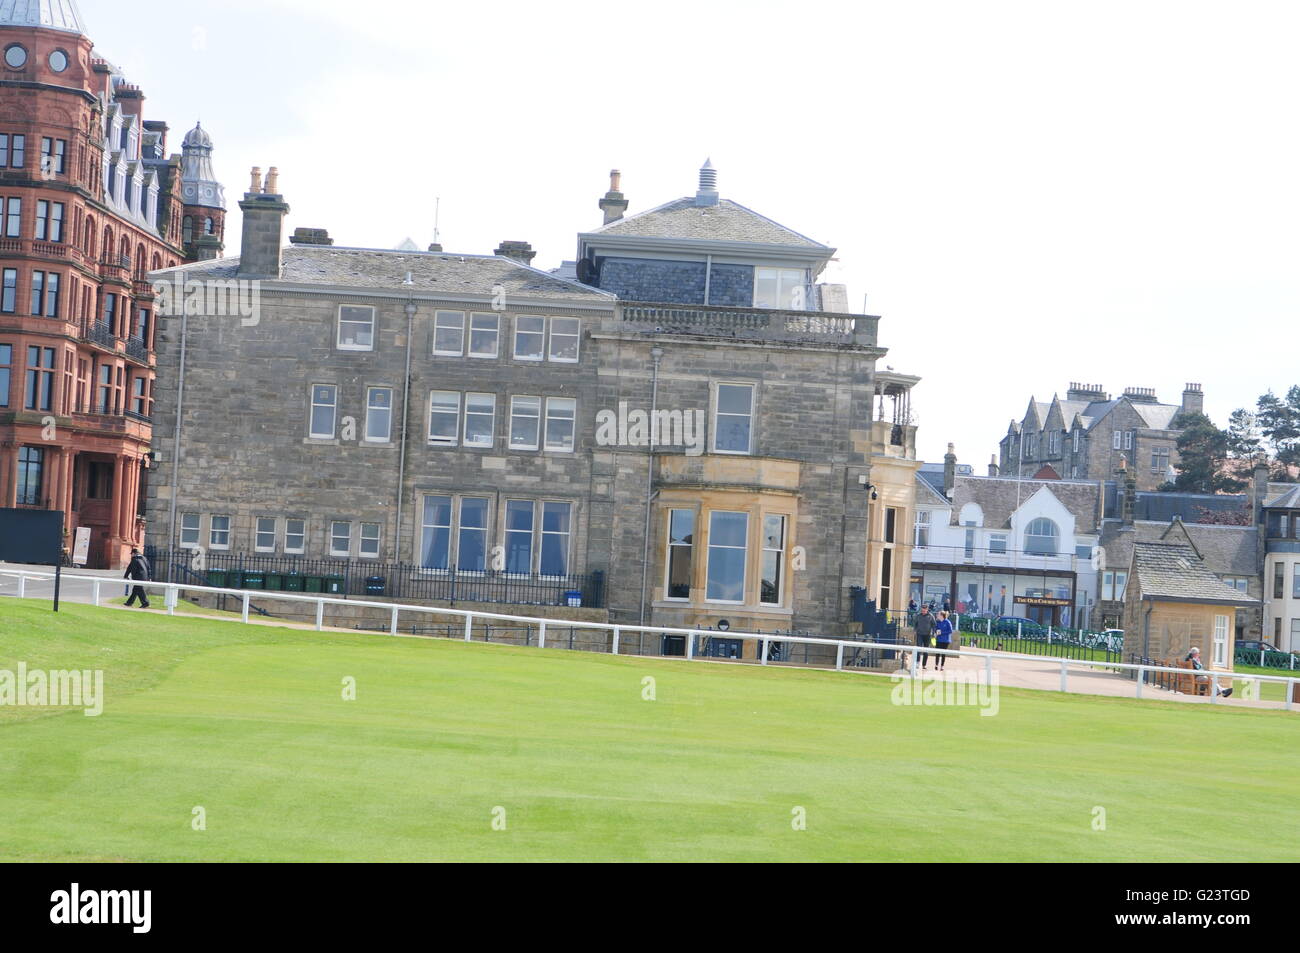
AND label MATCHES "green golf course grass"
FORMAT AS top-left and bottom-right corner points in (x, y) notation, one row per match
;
(1, 600), (1298, 861)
